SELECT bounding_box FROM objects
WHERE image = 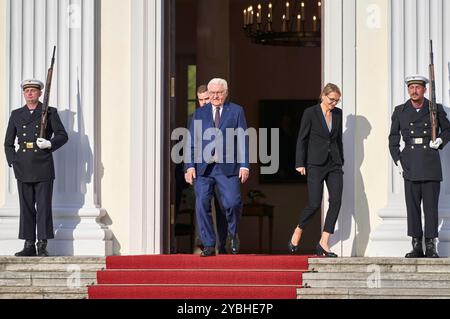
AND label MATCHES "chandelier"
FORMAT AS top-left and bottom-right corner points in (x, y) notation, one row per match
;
(243, 1), (322, 47)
